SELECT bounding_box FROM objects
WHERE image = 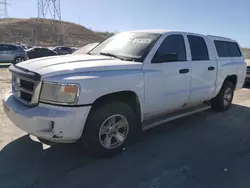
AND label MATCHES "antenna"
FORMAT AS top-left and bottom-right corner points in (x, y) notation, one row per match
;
(0, 0), (8, 18)
(37, 0), (63, 45)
